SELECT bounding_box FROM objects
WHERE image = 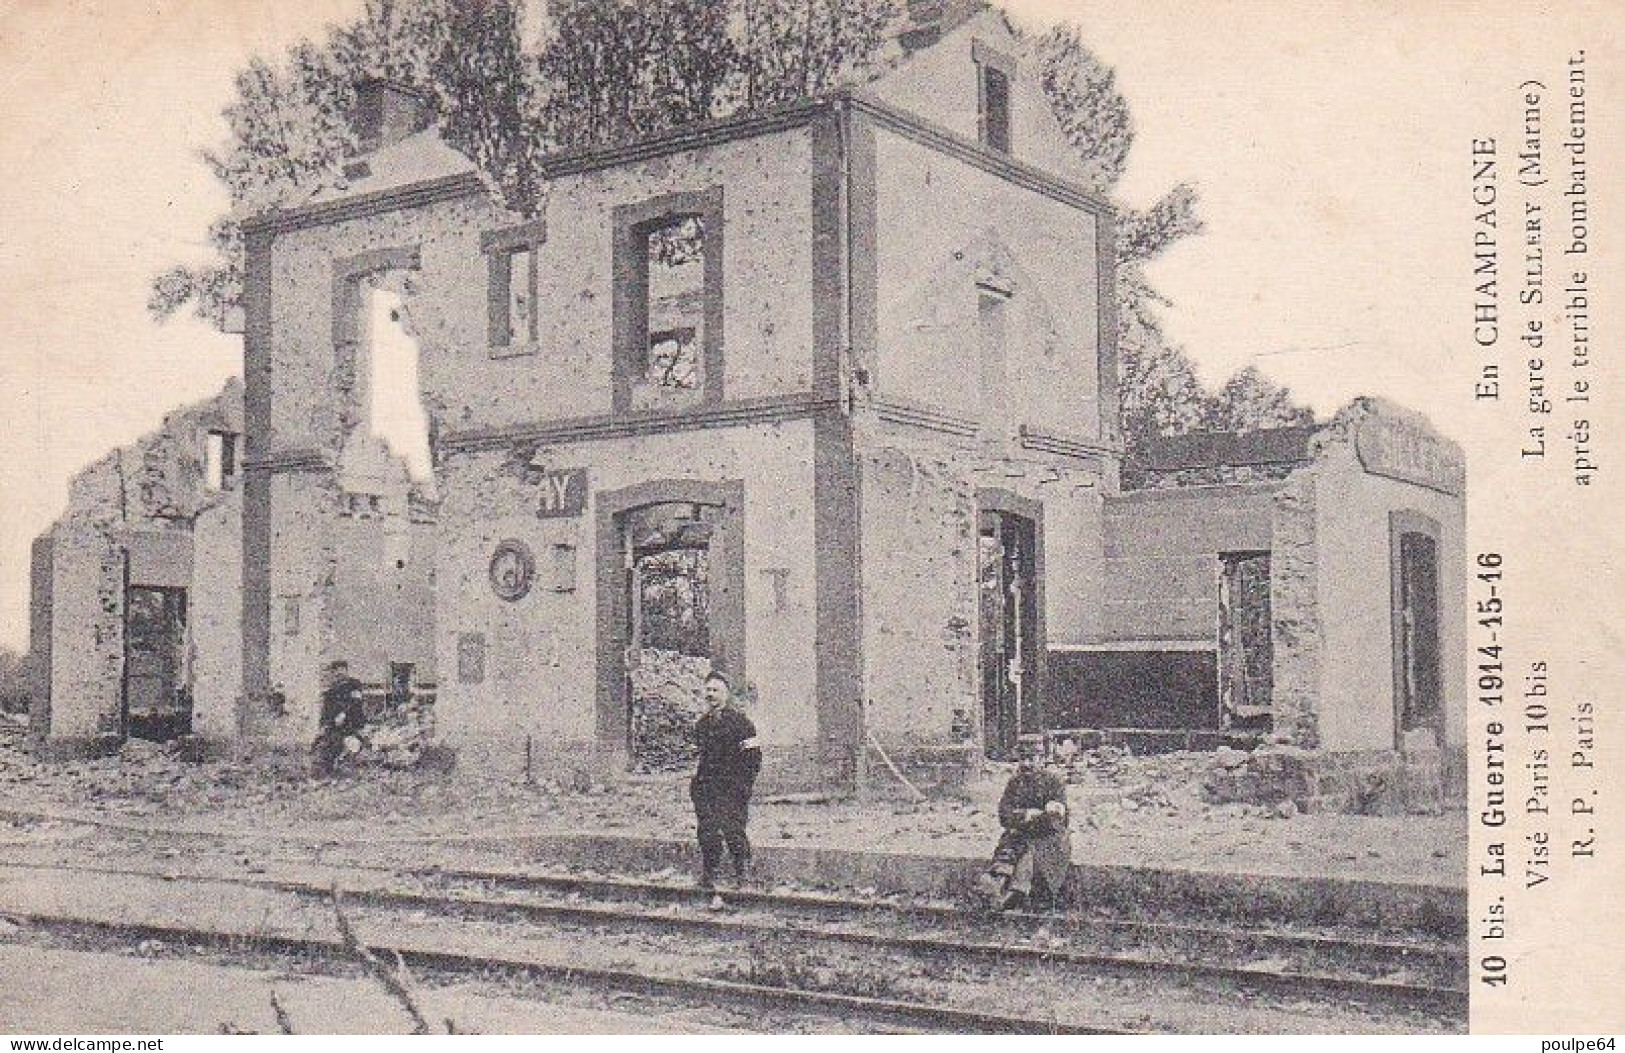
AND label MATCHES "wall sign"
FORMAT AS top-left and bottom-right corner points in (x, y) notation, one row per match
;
(457, 632), (486, 684)
(533, 467), (588, 518)
(1355, 415), (1466, 496)
(488, 539), (536, 601)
